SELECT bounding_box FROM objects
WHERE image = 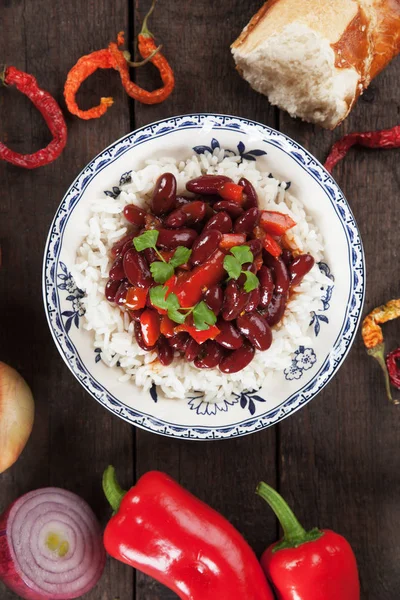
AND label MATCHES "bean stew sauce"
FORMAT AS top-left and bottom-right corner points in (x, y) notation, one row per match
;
(105, 173), (315, 373)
